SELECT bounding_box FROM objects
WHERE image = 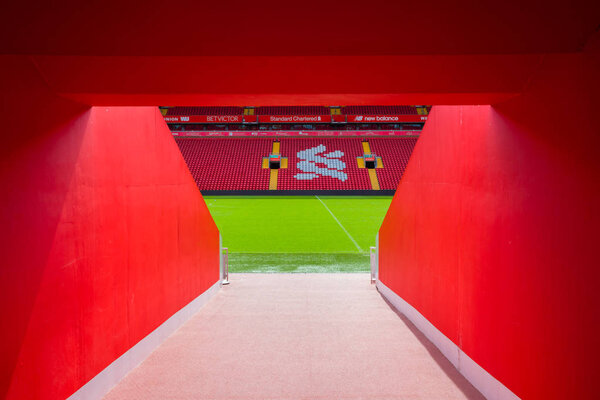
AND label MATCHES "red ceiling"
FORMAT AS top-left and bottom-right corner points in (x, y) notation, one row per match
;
(2, 0), (598, 56)
(1, 0), (599, 105)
